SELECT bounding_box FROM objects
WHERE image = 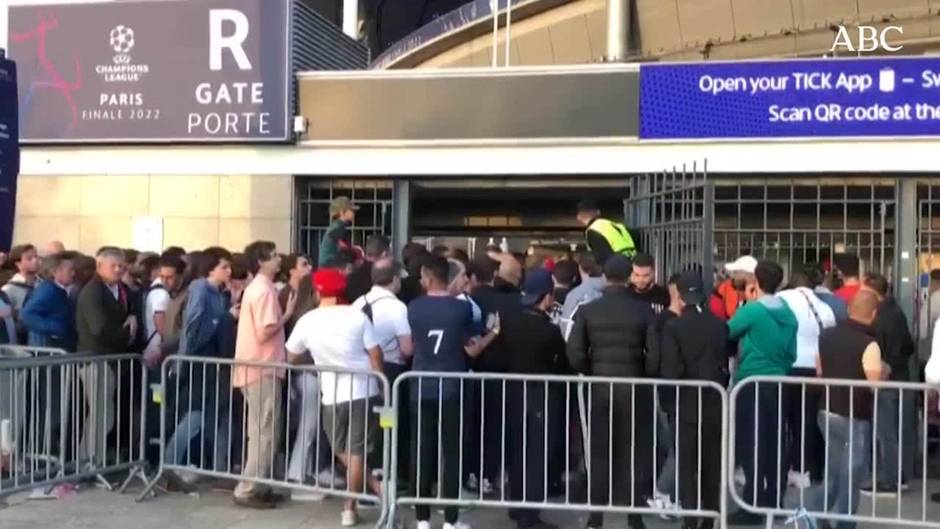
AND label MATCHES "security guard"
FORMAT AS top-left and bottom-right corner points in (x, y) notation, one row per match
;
(576, 199), (637, 265)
